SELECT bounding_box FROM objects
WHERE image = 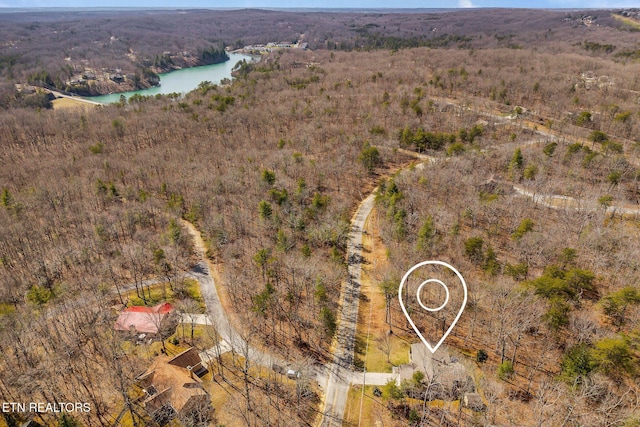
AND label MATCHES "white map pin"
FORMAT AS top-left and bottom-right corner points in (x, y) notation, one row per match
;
(398, 260), (467, 353)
